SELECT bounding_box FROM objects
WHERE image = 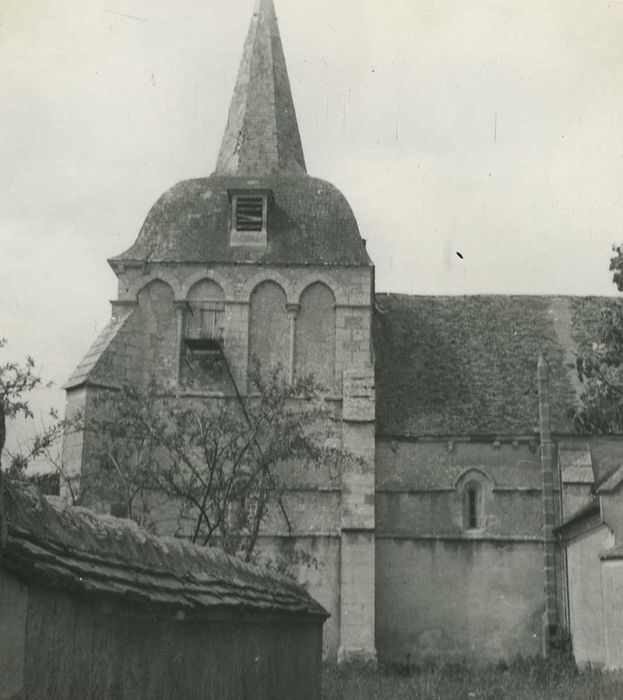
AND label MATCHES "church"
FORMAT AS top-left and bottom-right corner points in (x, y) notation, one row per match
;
(62, 0), (623, 666)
